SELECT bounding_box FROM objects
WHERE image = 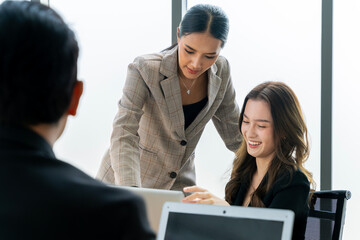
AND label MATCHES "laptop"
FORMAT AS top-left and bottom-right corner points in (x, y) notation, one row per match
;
(157, 202), (295, 240)
(109, 185), (184, 233)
